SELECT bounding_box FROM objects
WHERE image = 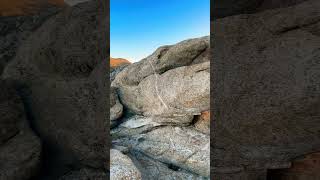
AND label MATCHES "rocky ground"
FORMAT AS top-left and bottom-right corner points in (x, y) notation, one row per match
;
(110, 36), (210, 179)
